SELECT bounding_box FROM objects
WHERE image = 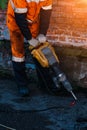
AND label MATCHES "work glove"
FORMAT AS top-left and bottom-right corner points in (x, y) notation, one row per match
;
(37, 34), (46, 43)
(28, 38), (39, 47)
